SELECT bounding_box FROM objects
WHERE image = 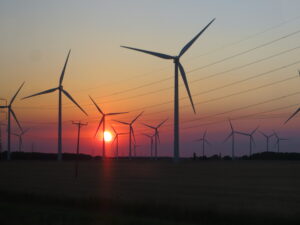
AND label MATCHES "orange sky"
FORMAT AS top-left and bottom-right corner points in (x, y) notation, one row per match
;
(1, 0), (300, 157)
